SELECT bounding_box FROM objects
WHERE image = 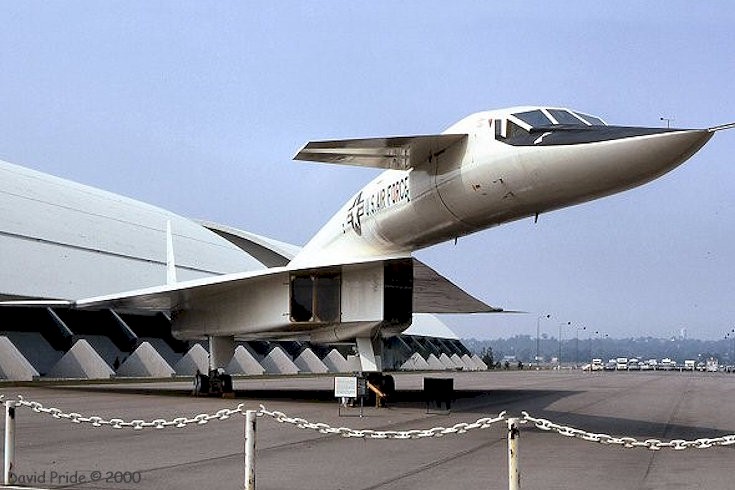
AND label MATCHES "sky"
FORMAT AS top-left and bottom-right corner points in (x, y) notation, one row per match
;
(1, 2), (733, 340)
